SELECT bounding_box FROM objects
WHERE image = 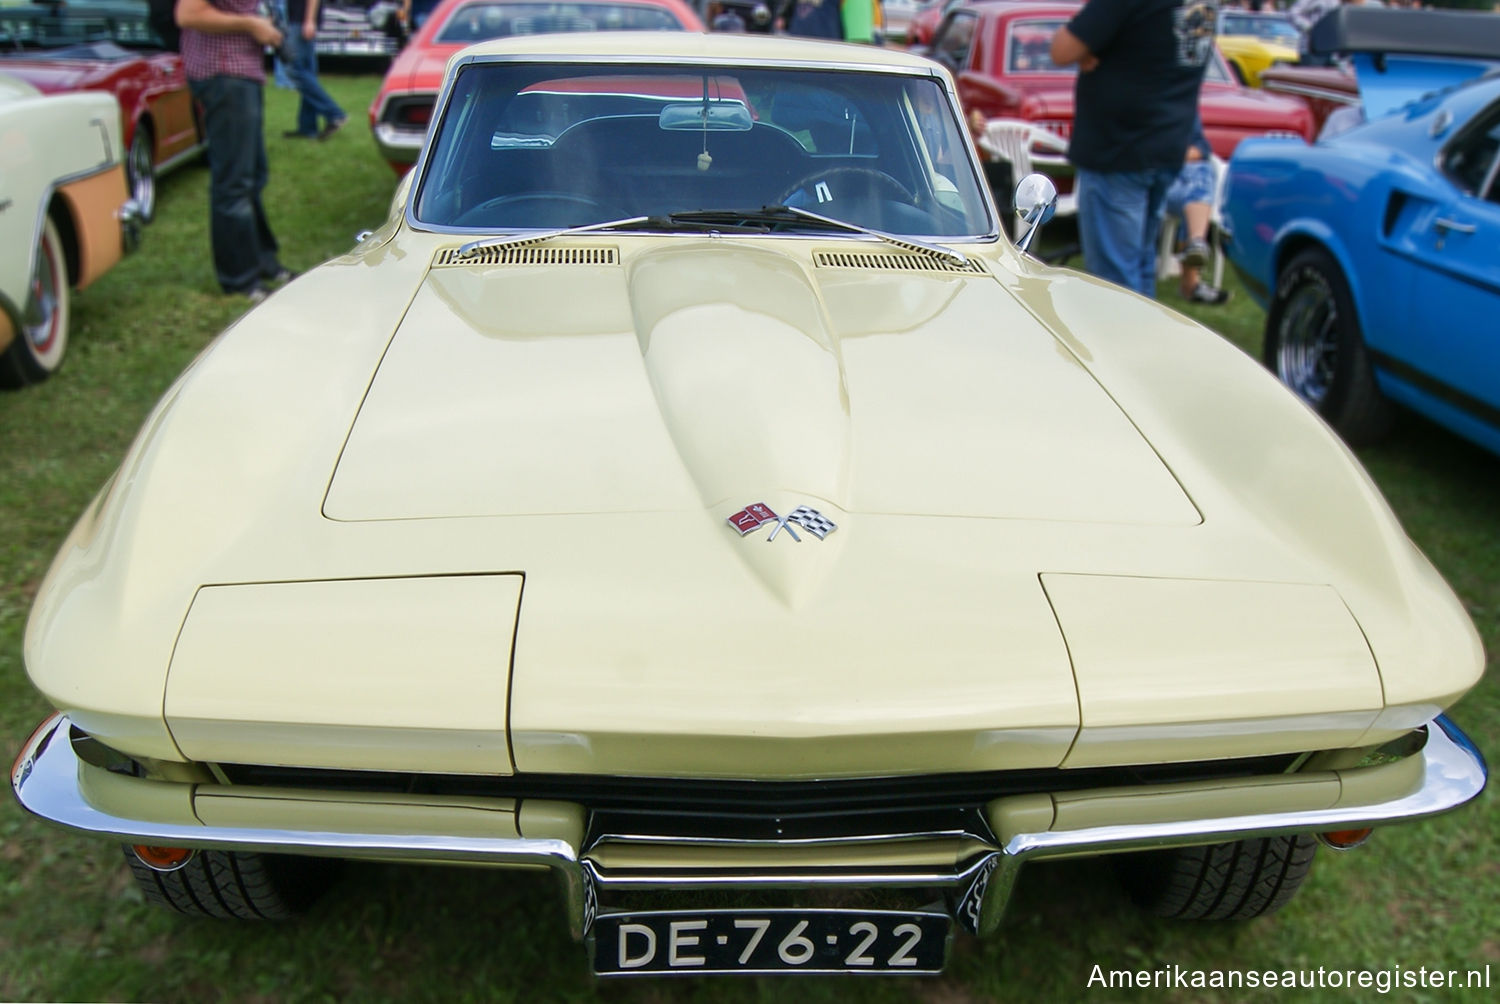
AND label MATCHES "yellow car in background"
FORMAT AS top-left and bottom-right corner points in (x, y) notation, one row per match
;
(1218, 9), (1301, 87)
